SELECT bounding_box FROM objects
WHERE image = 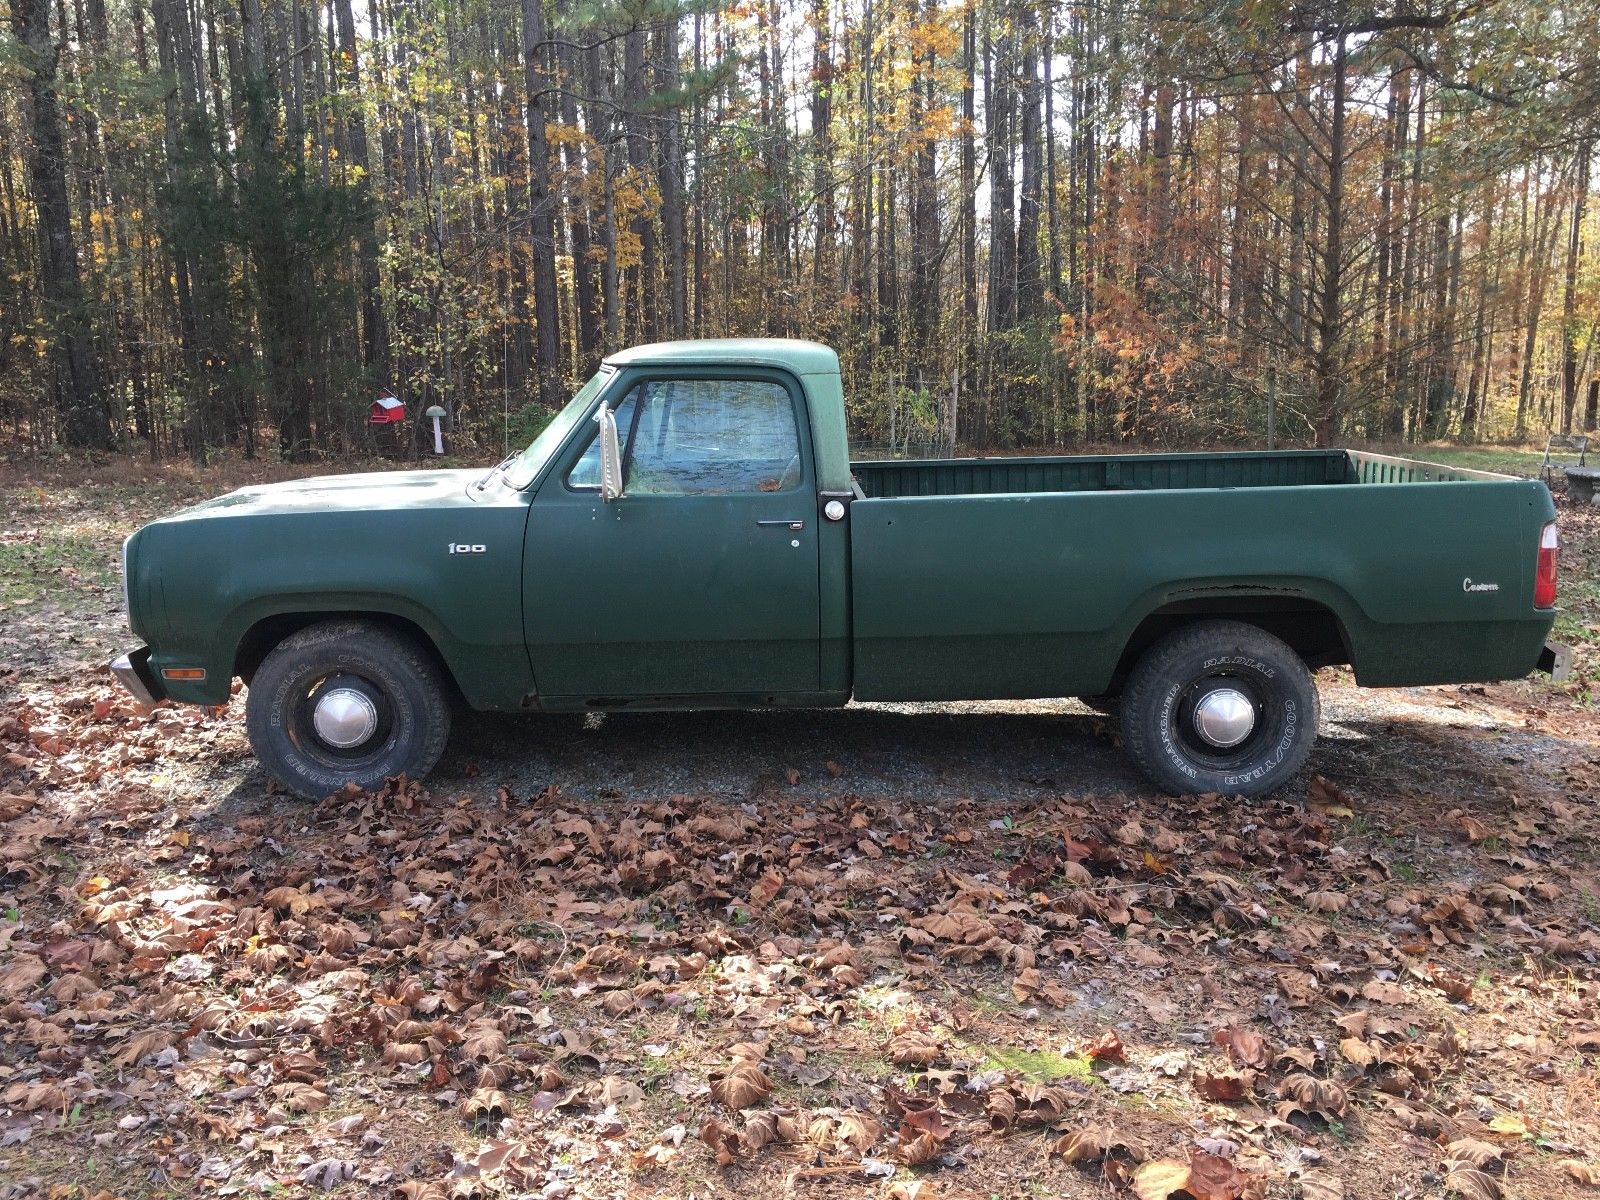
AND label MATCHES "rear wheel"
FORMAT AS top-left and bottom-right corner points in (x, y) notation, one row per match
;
(245, 620), (451, 800)
(1120, 620), (1318, 797)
